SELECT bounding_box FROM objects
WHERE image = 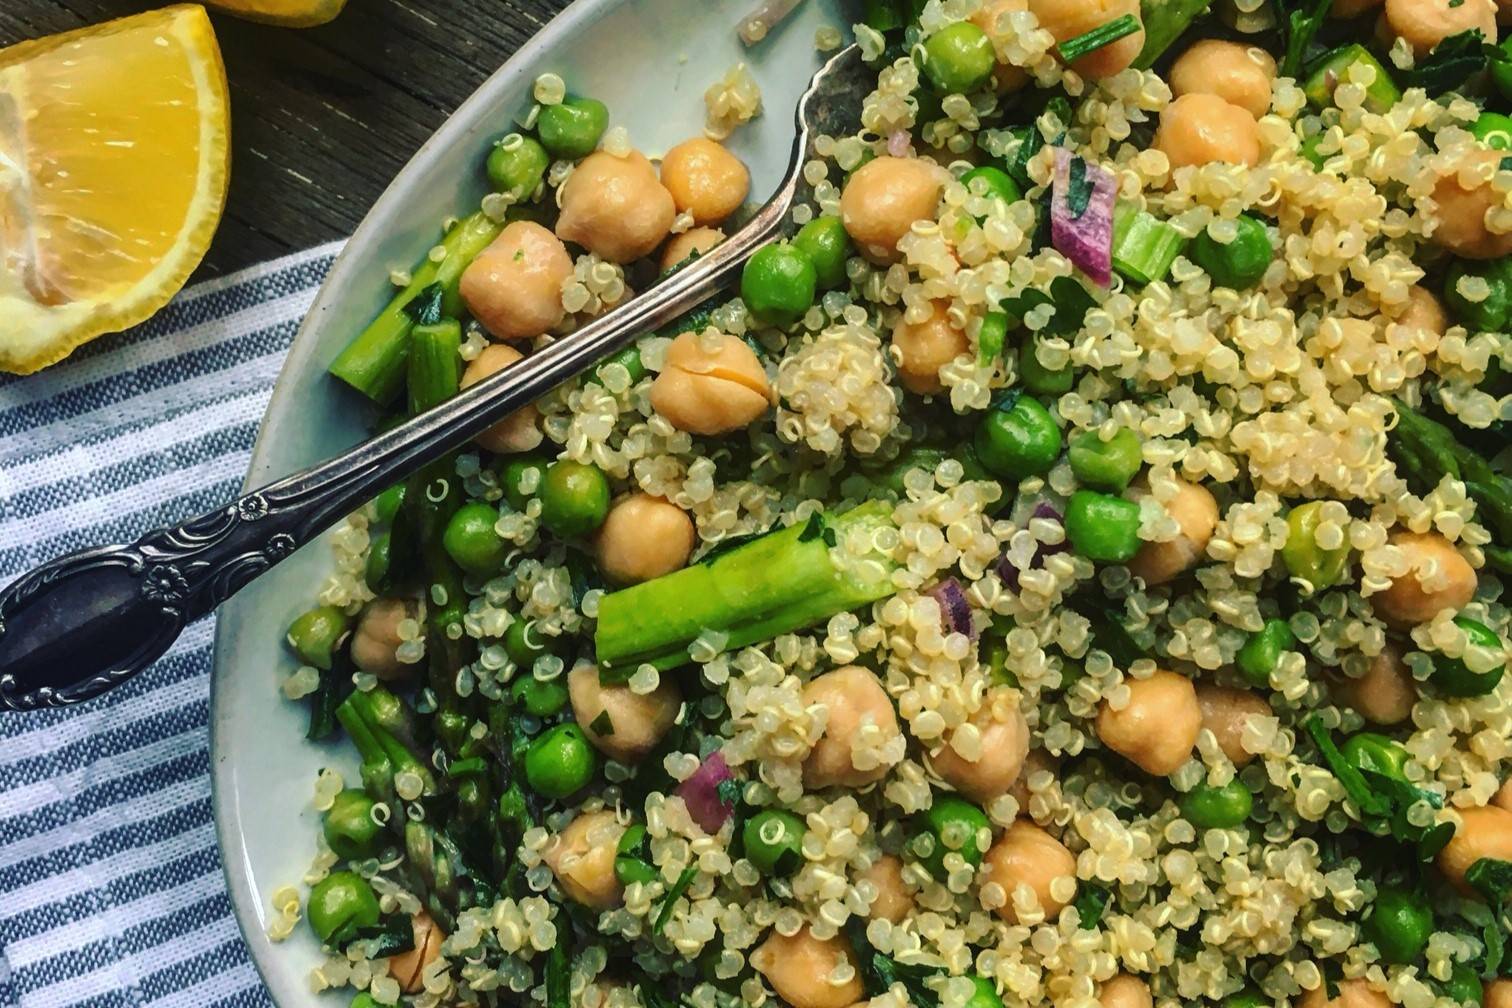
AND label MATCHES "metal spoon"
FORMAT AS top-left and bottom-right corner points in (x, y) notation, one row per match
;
(0, 43), (870, 712)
